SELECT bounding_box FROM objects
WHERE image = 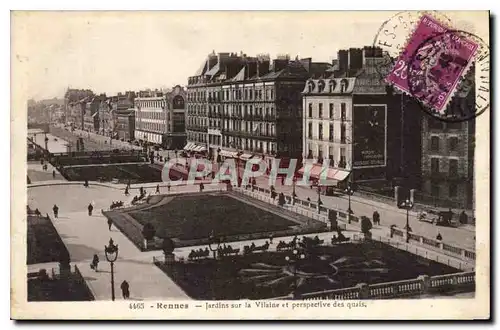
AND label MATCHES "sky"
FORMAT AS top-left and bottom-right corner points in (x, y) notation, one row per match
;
(11, 11), (487, 101)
